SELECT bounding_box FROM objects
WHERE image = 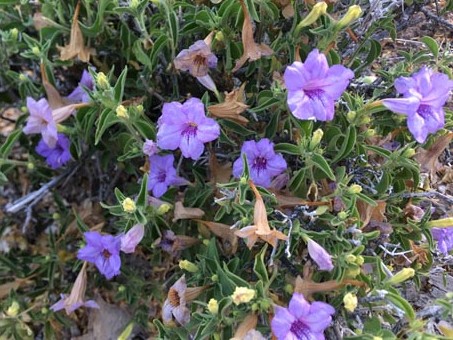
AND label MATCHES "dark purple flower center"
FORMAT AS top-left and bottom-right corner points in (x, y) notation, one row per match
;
(417, 104), (432, 119)
(182, 122), (198, 139)
(102, 249), (111, 259)
(252, 156), (267, 172)
(194, 55), (207, 67)
(290, 319), (311, 339)
(157, 171), (167, 183)
(305, 88), (325, 100)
